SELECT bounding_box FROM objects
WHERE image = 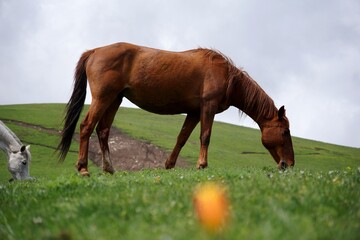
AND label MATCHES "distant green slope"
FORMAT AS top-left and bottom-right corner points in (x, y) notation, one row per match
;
(0, 104), (359, 181)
